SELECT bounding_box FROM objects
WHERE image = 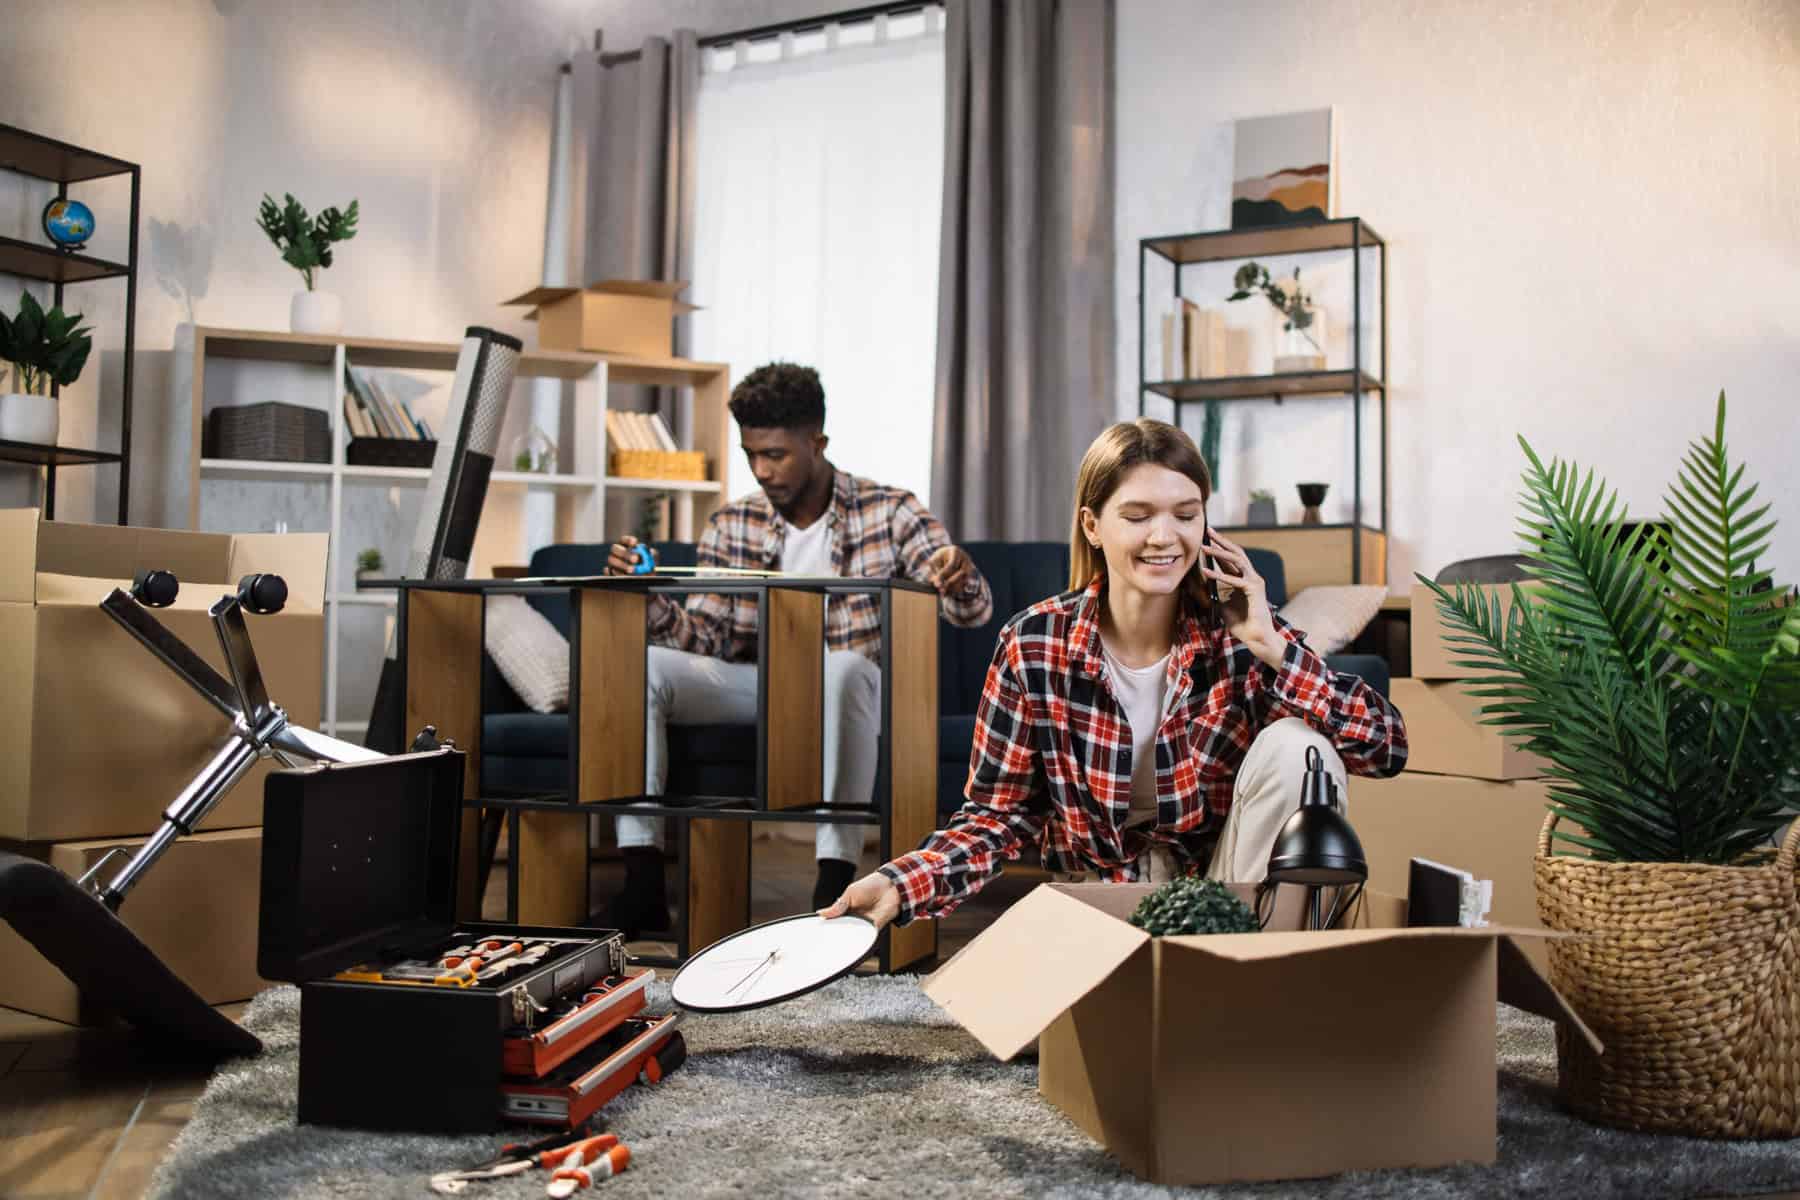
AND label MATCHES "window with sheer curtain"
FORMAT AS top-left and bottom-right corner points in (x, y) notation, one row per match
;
(691, 7), (946, 507)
